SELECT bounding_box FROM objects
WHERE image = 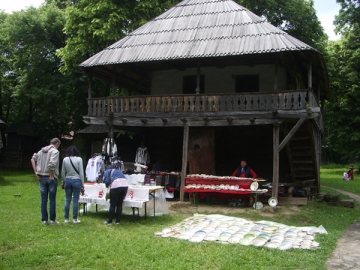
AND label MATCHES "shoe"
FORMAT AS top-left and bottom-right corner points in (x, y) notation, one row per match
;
(115, 222), (120, 225)
(104, 220), (112, 225)
(73, 219), (81, 224)
(42, 221), (47, 225)
(64, 219), (70, 223)
(50, 220), (60, 225)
